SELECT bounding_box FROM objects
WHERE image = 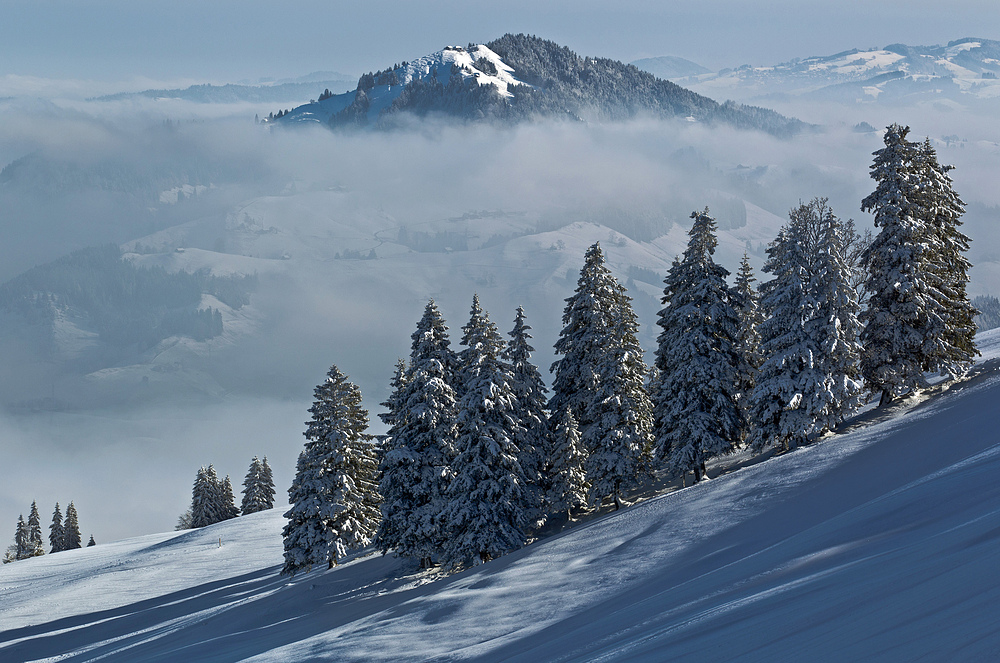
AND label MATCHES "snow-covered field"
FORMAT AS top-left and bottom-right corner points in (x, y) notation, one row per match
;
(3, 333), (1000, 662)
